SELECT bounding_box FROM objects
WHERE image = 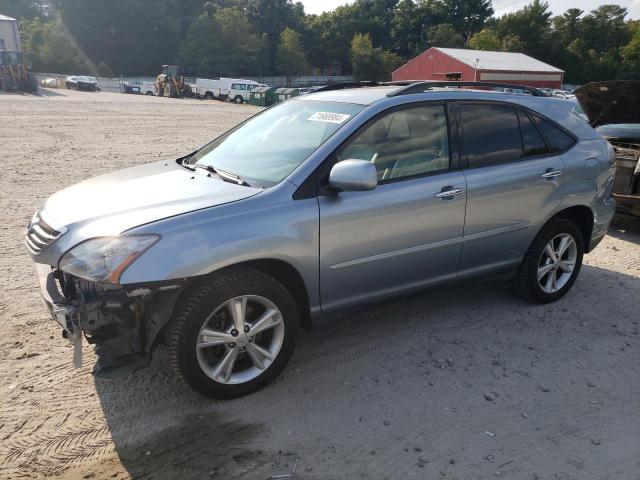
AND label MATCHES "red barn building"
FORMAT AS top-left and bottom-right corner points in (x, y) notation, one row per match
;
(392, 47), (563, 89)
